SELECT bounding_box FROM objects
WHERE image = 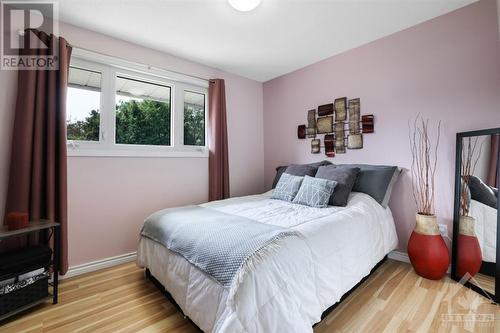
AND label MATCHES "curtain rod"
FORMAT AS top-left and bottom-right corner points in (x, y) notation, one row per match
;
(69, 44), (212, 83)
